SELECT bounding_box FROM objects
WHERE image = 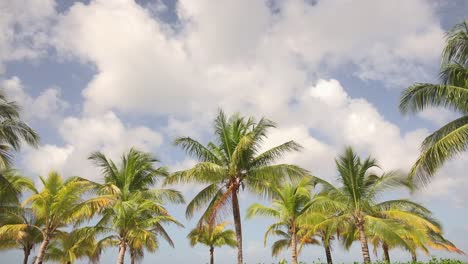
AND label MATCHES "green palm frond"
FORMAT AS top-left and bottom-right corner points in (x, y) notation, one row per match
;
(409, 119), (468, 184)
(186, 183), (220, 219)
(174, 137), (221, 163)
(442, 20), (468, 66)
(400, 83), (468, 115)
